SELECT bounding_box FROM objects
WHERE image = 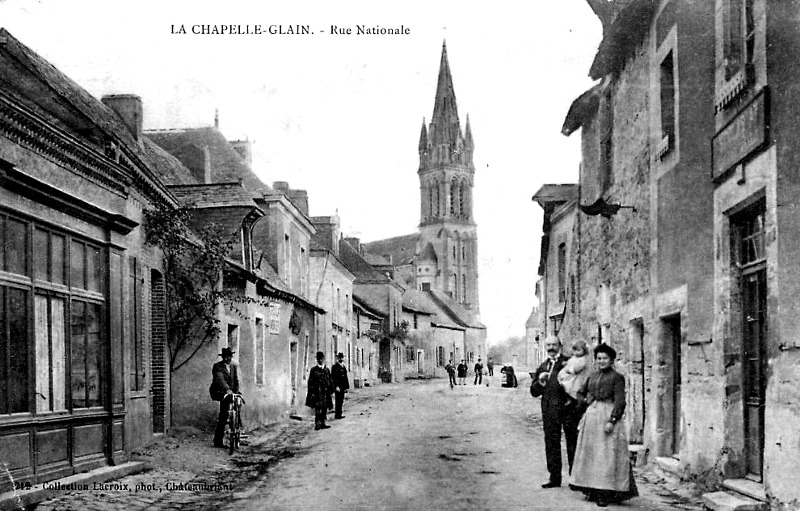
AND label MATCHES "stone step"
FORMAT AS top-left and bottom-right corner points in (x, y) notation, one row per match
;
(702, 491), (767, 511)
(722, 478), (767, 502)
